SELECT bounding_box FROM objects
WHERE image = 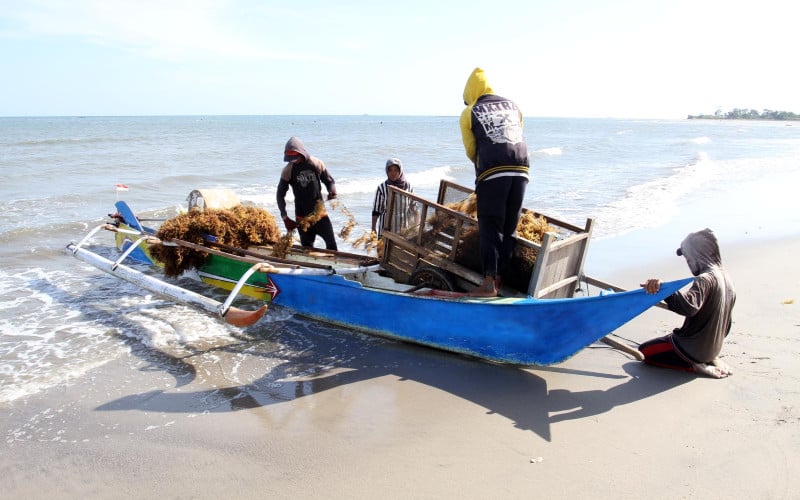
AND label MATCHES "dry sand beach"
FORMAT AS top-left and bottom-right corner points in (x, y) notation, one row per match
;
(2, 231), (798, 499)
